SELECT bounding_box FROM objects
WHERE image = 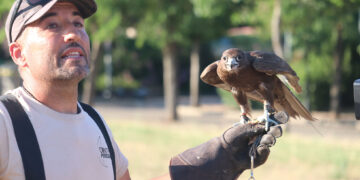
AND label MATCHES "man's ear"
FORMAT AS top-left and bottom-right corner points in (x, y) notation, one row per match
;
(9, 42), (27, 67)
